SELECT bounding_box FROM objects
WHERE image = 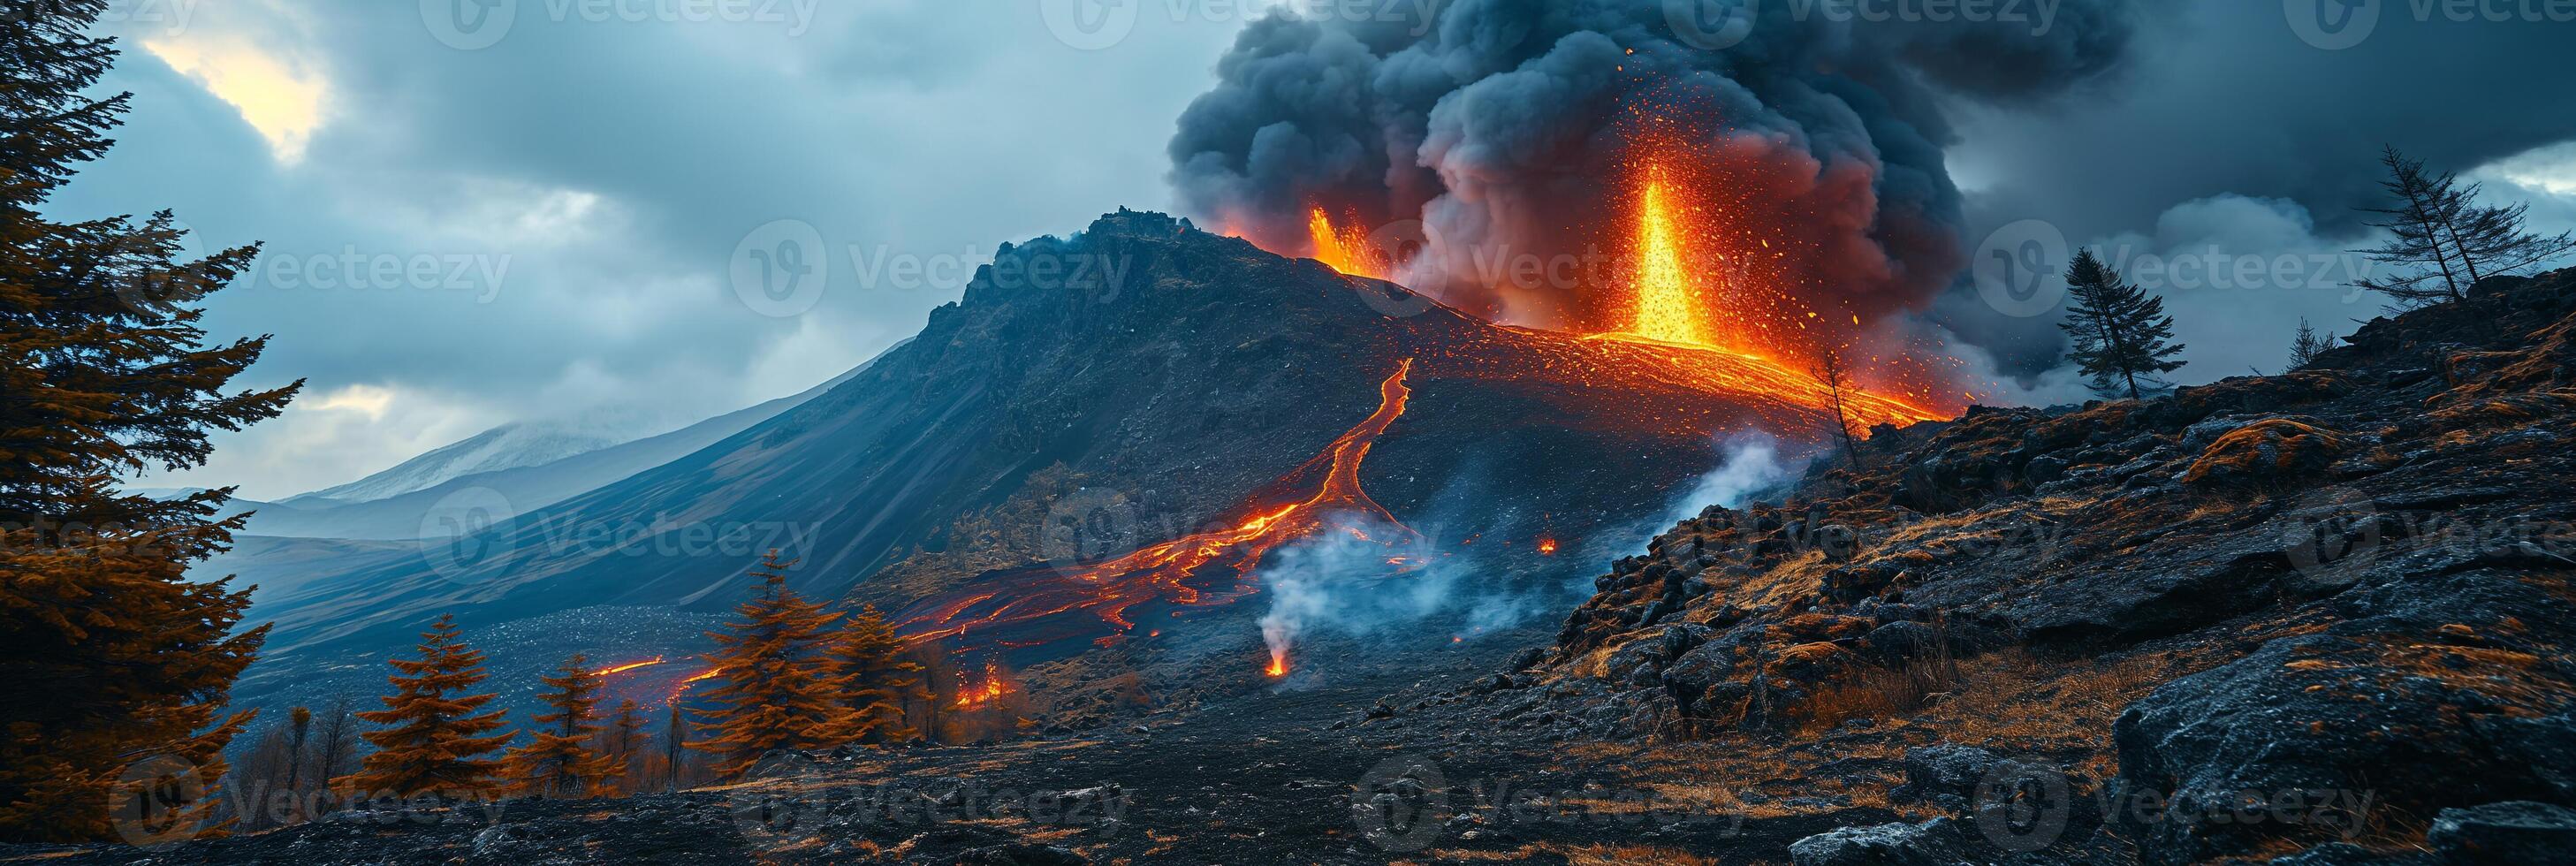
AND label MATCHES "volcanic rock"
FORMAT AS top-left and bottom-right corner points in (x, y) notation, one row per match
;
(2425, 801), (2576, 863)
